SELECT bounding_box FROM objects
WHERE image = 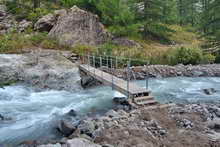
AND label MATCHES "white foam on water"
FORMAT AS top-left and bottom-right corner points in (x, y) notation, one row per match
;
(1, 77), (220, 145)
